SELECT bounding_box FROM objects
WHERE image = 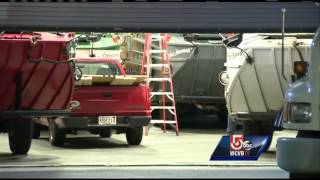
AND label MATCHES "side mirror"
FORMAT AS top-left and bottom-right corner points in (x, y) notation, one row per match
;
(219, 71), (229, 86)
(74, 67), (83, 81)
(85, 33), (103, 43)
(222, 33), (243, 47)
